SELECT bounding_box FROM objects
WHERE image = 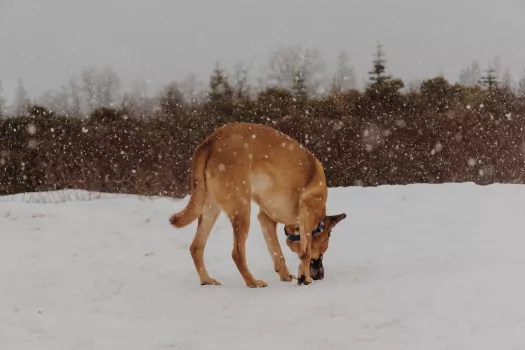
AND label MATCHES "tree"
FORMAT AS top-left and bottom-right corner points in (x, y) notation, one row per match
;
(94, 67), (121, 108)
(331, 51), (357, 93)
(233, 60), (251, 100)
(39, 85), (70, 115)
(501, 69), (512, 89)
(122, 80), (156, 119)
(266, 45), (325, 97)
(420, 76), (453, 111)
(292, 70), (308, 103)
(518, 71), (525, 97)
(0, 81), (5, 117)
(180, 73), (206, 106)
(68, 76), (82, 116)
(491, 56), (502, 79)
(81, 68), (97, 112)
(12, 78), (31, 116)
(368, 43), (392, 86)
(458, 60), (482, 86)
(480, 64), (499, 90)
(208, 62), (234, 102)
(159, 82), (185, 116)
